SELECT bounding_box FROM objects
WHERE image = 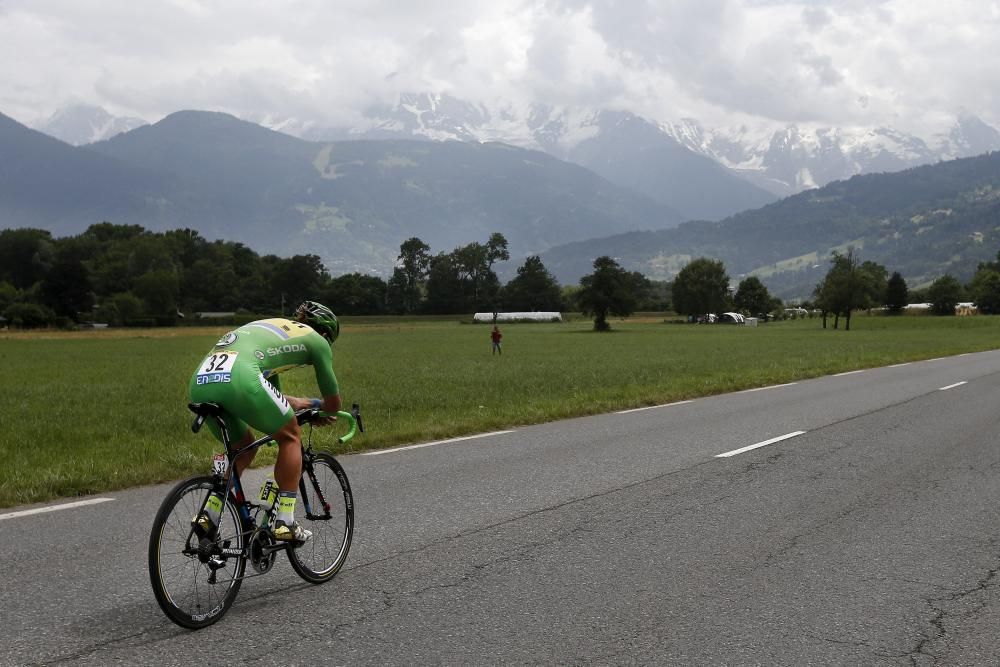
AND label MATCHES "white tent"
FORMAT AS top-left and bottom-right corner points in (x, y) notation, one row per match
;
(473, 312), (562, 322)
